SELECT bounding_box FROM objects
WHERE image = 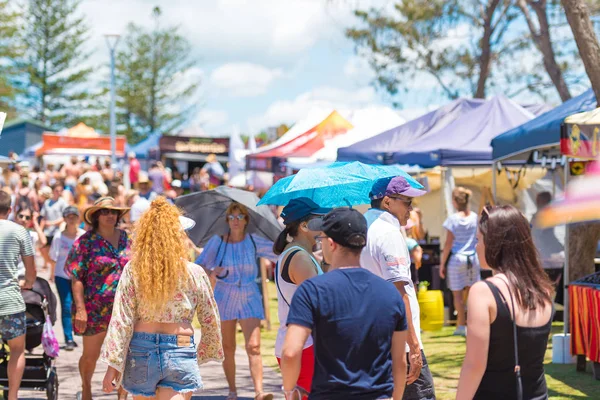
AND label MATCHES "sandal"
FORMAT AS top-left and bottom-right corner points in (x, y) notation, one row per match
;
(255, 393), (274, 400)
(226, 392), (238, 400)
